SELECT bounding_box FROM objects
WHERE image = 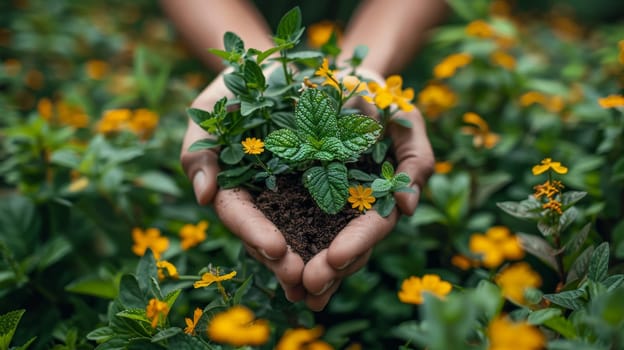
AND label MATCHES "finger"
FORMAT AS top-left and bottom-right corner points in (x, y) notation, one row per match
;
(389, 108), (434, 215)
(180, 120), (220, 205)
(325, 209), (399, 270)
(244, 244), (306, 302)
(215, 189), (288, 260)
